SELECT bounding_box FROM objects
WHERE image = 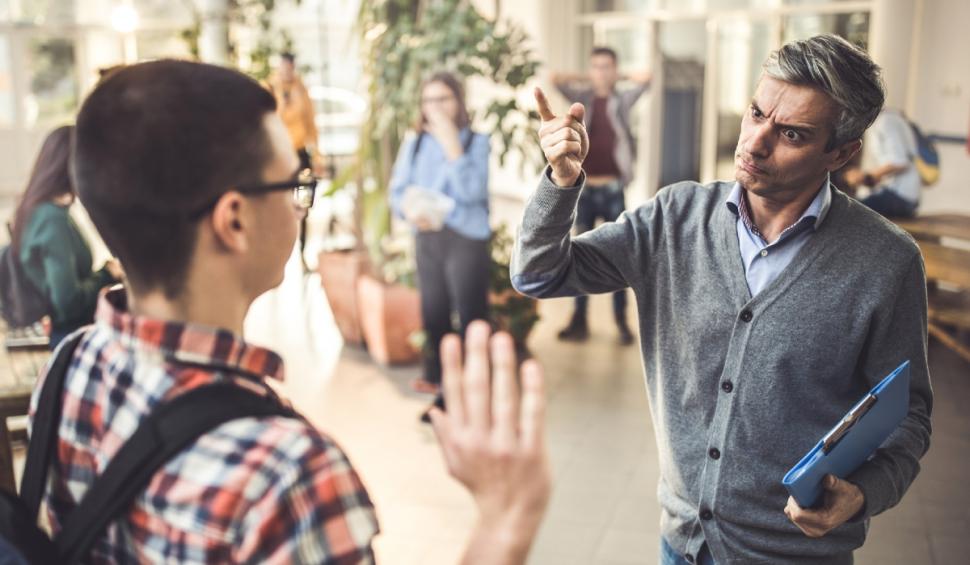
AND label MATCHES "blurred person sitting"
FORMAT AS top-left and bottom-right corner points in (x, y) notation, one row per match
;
(28, 59), (549, 564)
(267, 52), (319, 267)
(842, 108), (922, 218)
(389, 71), (491, 411)
(549, 47), (651, 345)
(10, 125), (122, 348)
